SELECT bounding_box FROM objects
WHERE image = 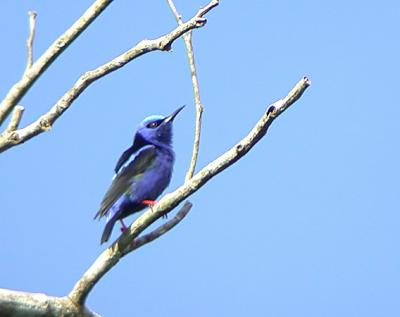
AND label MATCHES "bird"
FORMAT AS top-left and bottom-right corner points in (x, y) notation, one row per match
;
(94, 106), (184, 244)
